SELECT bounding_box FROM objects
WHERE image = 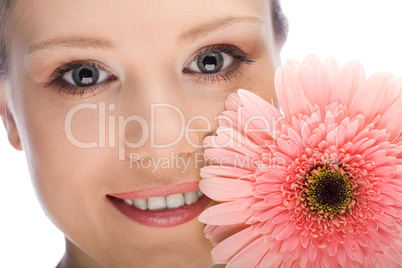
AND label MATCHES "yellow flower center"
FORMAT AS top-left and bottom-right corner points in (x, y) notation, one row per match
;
(306, 168), (352, 216)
